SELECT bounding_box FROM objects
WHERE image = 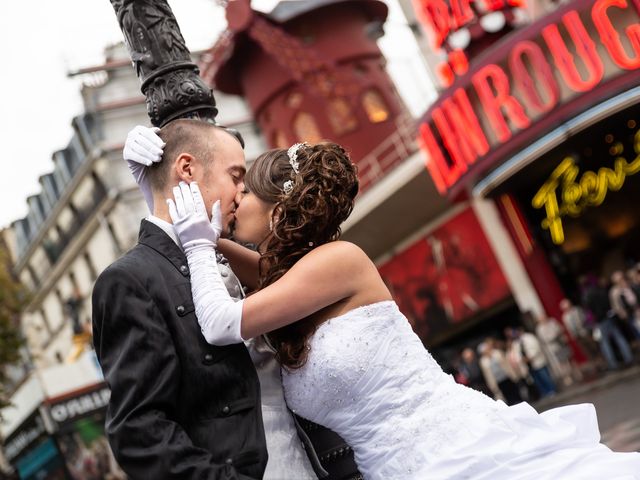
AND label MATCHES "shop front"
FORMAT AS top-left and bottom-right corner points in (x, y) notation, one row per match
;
(3, 409), (67, 480)
(1, 354), (125, 480)
(416, 0), (640, 323)
(496, 102), (640, 299)
(3, 383), (124, 480)
(45, 383), (124, 480)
